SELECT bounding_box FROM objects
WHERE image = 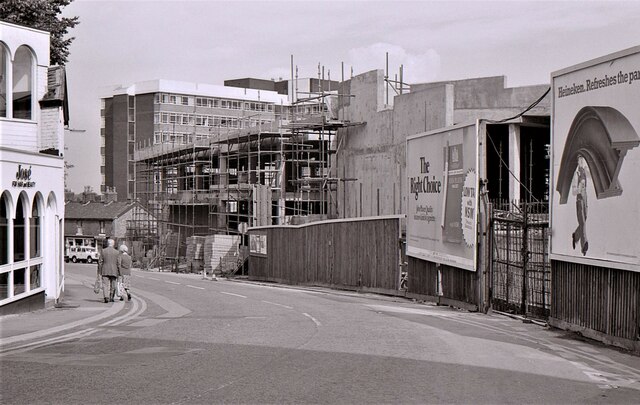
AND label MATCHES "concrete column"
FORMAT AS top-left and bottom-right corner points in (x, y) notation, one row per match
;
(249, 154), (258, 184)
(218, 156), (227, 186)
(4, 55), (13, 119)
(7, 213), (14, 298)
(508, 124), (521, 202)
(195, 164), (203, 191)
(444, 84), (454, 127)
